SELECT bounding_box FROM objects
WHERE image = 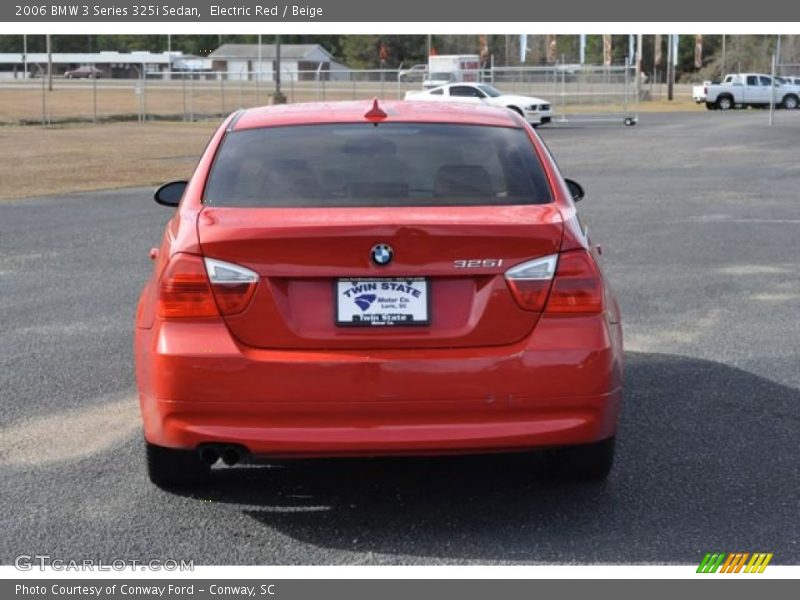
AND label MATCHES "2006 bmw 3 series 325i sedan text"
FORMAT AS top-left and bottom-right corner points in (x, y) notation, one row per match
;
(135, 99), (623, 488)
